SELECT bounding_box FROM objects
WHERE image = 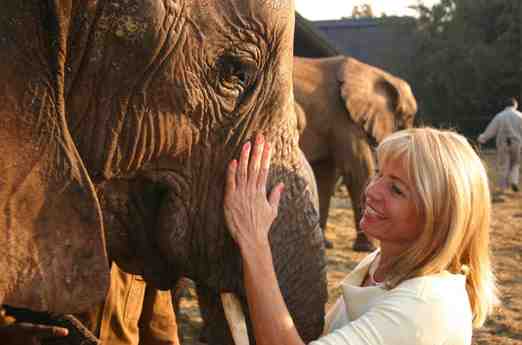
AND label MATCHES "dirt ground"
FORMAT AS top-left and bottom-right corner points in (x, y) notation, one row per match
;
(177, 151), (522, 345)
